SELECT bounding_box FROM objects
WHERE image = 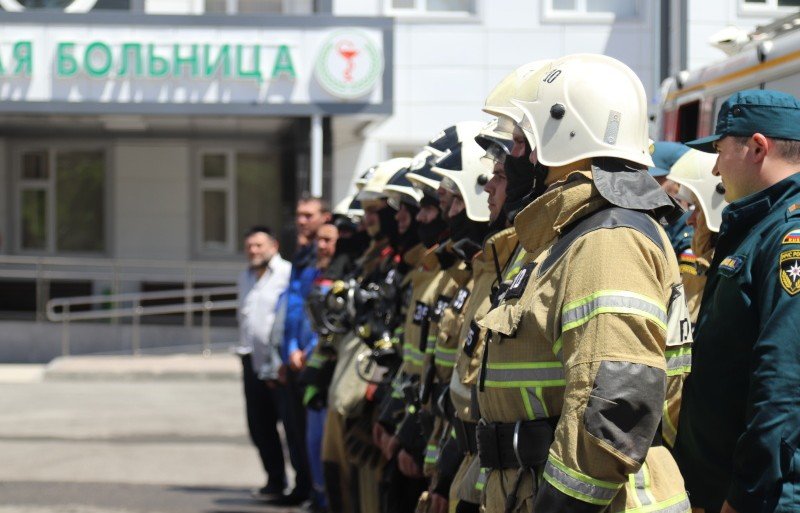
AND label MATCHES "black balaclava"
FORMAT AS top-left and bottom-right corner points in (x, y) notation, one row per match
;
(375, 205), (400, 244)
(335, 229), (370, 260)
(448, 209), (488, 254)
(502, 139), (549, 223)
(417, 196), (448, 249)
(392, 202), (421, 254)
